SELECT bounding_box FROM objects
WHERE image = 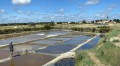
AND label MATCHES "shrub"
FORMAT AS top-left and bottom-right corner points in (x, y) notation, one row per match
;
(43, 24), (53, 30)
(98, 26), (111, 33)
(91, 28), (96, 32)
(112, 39), (120, 42)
